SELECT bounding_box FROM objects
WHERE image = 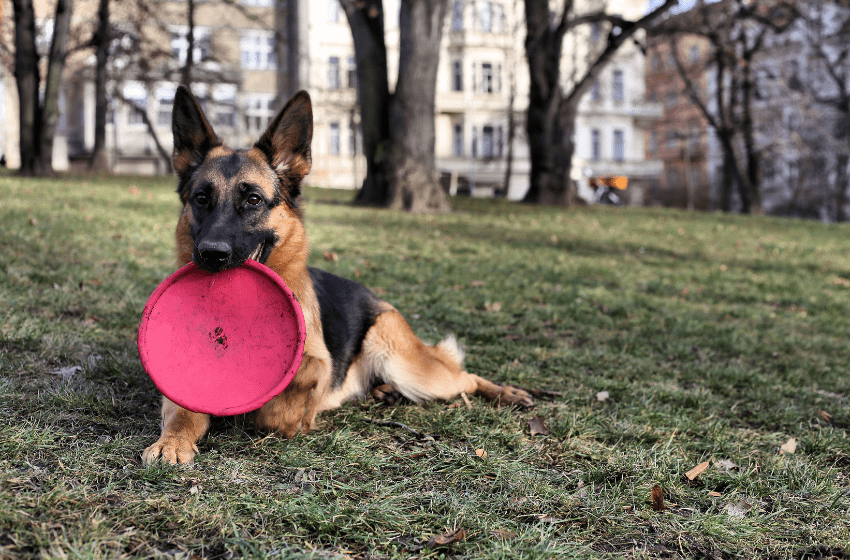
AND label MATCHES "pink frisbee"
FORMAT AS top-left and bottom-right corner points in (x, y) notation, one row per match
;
(138, 260), (305, 416)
